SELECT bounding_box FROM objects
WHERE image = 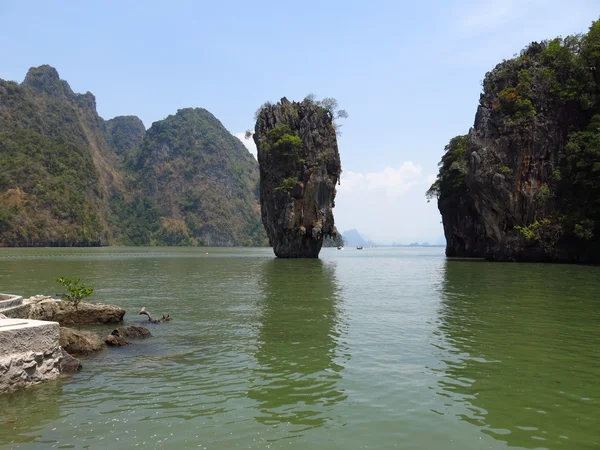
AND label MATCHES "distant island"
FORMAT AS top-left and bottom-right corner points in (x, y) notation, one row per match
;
(428, 18), (600, 264)
(341, 229), (376, 248)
